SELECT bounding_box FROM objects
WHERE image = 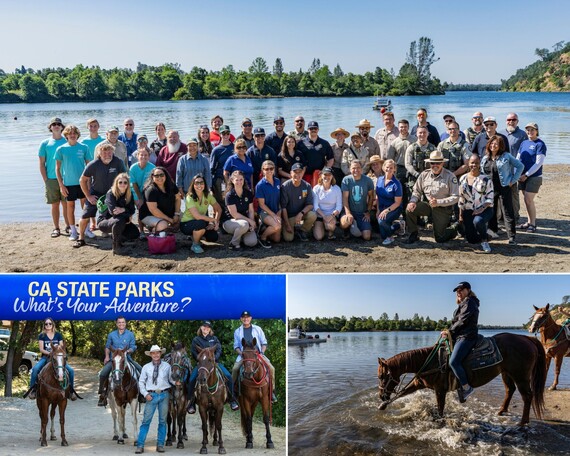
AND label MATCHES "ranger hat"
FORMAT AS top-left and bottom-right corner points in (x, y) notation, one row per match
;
(453, 281), (471, 292)
(369, 155), (383, 165)
(144, 344), (166, 356)
(48, 117), (65, 130)
(241, 311), (252, 318)
(330, 127), (350, 139)
(424, 150), (449, 163)
(356, 119), (375, 129)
